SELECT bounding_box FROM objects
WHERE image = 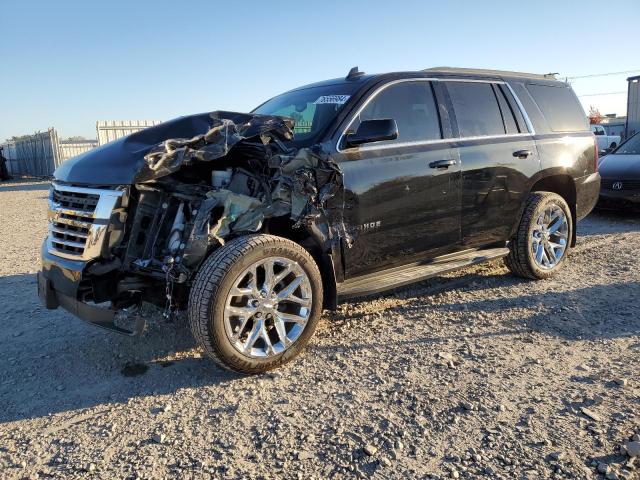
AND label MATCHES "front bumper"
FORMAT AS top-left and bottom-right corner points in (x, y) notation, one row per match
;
(598, 189), (640, 209)
(38, 241), (144, 335)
